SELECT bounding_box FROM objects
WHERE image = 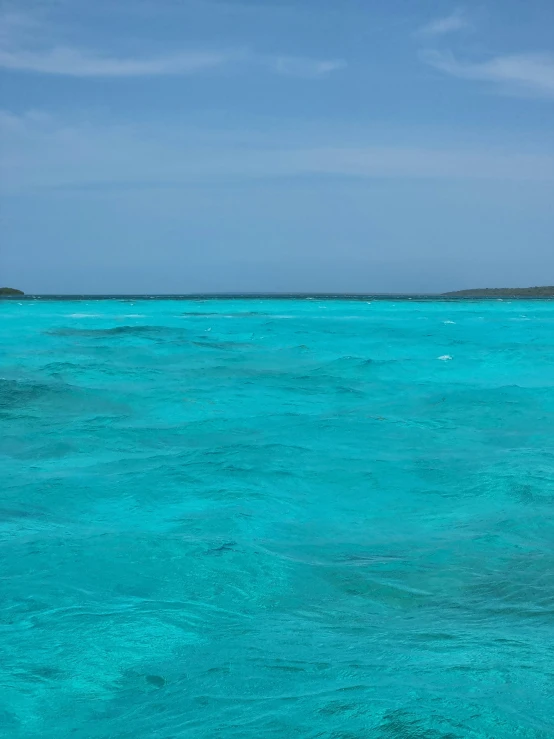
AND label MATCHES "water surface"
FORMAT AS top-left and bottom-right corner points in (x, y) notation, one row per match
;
(1, 298), (553, 738)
